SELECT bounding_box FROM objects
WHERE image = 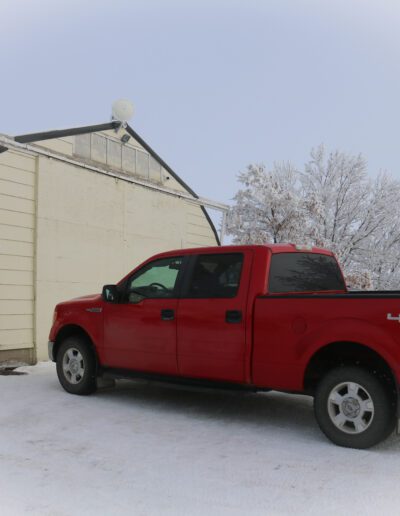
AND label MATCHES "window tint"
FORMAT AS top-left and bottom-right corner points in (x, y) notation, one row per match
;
(127, 257), (183, 301)
(187, 253), (243, 298)
(268, 253), (345, 293)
